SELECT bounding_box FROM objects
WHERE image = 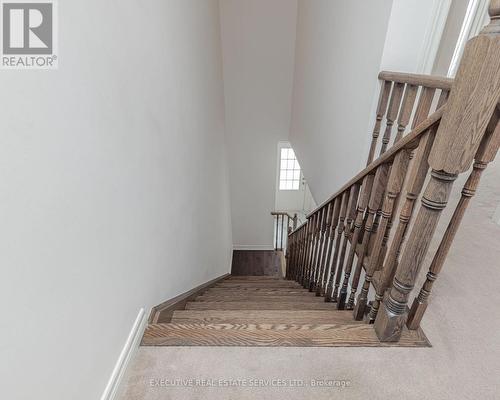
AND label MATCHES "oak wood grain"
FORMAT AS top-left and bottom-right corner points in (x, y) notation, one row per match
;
(185, 301), (338, 311)
(142, 322), (430, 347)
(171, 310), (357, 325)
